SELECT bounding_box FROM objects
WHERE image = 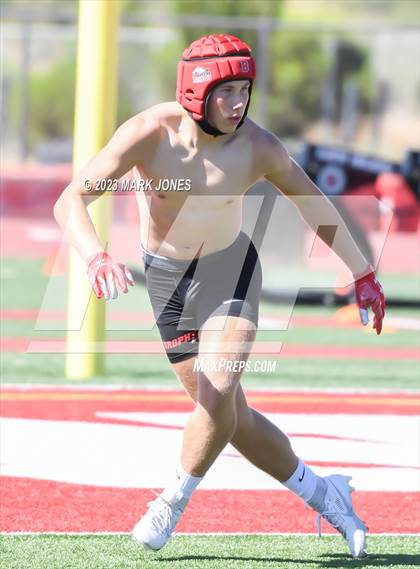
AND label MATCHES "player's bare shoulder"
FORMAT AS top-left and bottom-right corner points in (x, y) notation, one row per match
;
(147, 102), (185, 134)
(103, 107), (163, 170)
(245, 120), (290, 178)
(117, 102), (184, 148)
